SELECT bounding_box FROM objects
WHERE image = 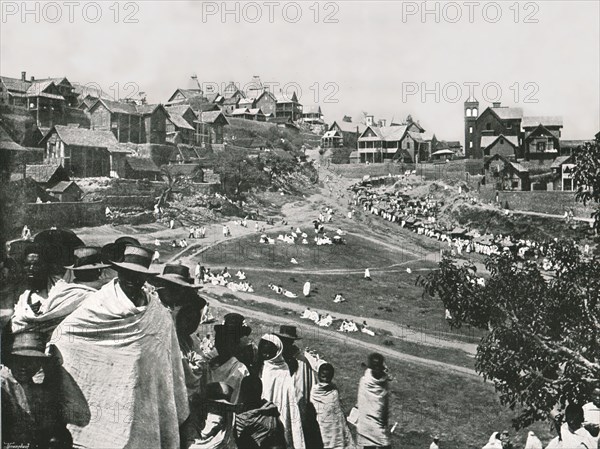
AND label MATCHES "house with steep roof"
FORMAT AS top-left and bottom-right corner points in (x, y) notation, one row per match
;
(521, 116), (563, 161)
(39, 125), (131, 177)
(195, 111), (229, 148)
(46, 180), (83, 202)
(464, 100), (523, 159)
(275, 91), (302, 121)
(550, 155), (577, 191)
(302, 105), (324, 125)
(323, 119), (366, 149)
(255, 91), (277, 117)
(165, 105), (197, 144)
(481, 134), (520, 160)
(484, 154), (530, 191)
(88, 99), (168, 144)
(357, 121), (425, 163)
(24, 163), (70, 187)
(167, 88), (205, 104)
